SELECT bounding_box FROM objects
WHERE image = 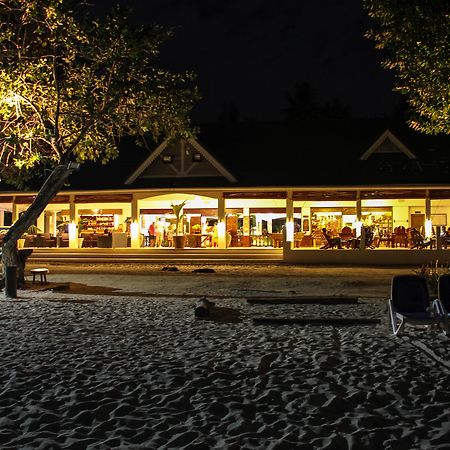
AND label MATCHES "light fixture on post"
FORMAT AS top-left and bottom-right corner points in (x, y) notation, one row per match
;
(68, 221), (78, 248)
(425, 219), (433, 239)
(285, 221), (294, 242)
(130, 221), (140, 248)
